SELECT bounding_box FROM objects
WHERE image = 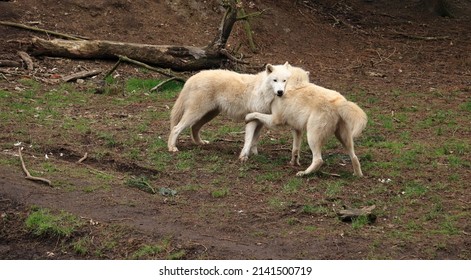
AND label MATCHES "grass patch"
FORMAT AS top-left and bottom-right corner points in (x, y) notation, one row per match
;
(211, 187), (229, 198)
(351, 215), (369, 230)
(323, 180), (344, 198)
(25, 207), (84, 238)
(403, 181), (428, 197)
(130, 244), (165, 259)
(126, 176), (156, 194)
(282, 177), (302, 194)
